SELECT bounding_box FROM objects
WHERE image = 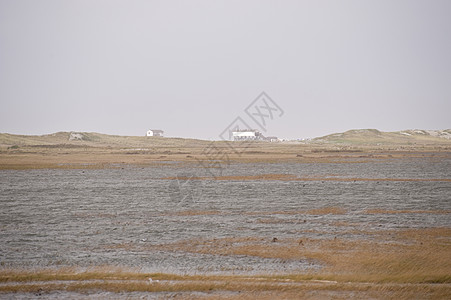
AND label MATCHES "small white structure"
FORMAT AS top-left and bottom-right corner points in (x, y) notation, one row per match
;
(265, 136), (279, 142)
(232, 129), (263, 141)
(146, 129), (164, 137)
